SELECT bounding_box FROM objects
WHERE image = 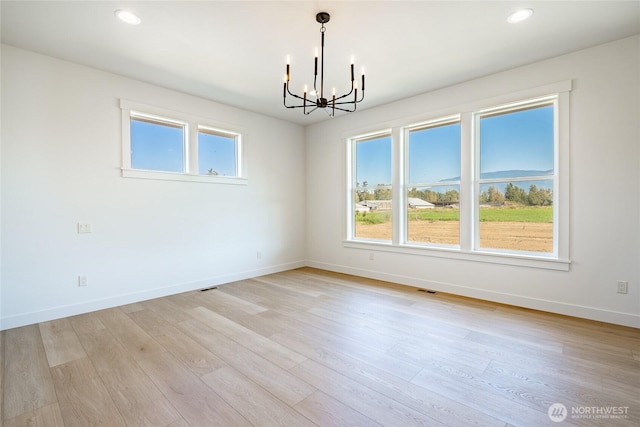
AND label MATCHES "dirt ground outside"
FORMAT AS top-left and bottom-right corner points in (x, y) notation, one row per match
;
(355, 221), (553, 252)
